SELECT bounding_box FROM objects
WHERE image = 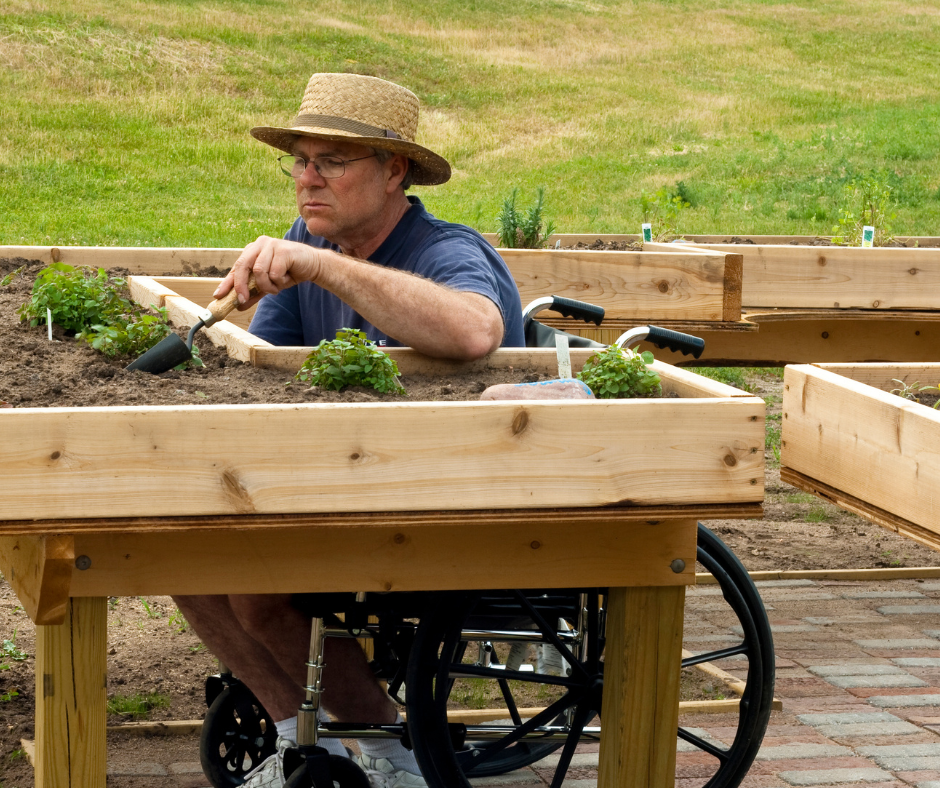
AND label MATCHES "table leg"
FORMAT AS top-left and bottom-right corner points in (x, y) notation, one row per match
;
(35, 597), (107, 788)
(598, 585), (686, 788)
